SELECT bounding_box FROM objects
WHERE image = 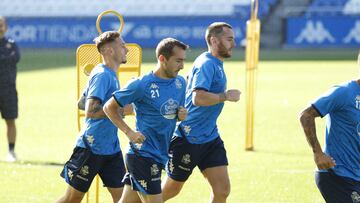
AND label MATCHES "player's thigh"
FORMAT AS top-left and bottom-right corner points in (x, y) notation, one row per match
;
(166, 136), (200, 182)
(201, 166), (230, 193)
(119, 184), (142, 203)
(137, 192), (163, 203)
(99, 151), (126, 189)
